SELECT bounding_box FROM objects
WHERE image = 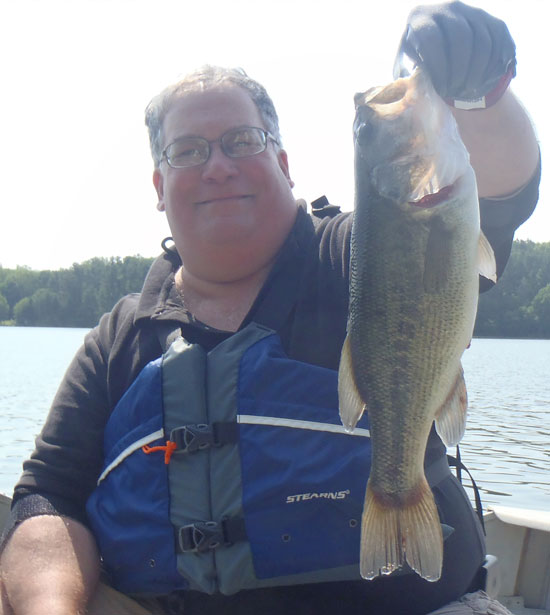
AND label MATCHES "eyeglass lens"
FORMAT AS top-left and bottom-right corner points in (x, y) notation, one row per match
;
(165, 126), (268, 168)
